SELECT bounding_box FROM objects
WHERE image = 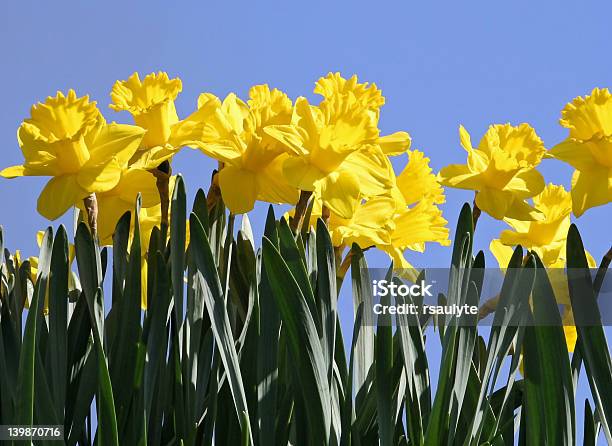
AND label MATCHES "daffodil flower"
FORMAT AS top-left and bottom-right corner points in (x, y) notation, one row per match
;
(548, 88), (612, 216)
(487, 184), (598, 272)
(489, 184), (596, 353)
(266, 74), (411, 218)
(110, 72), (185, 169)
(328, 195), (397, 249)
(172, 85), (300, 214)
(266, 97), (380, 218)
(380, 198), (451, 275)
(383, 149), (450, 257)
(0, 90), (145, 220)
(314, 72), (412, 155)
(439, 124), (546, 221)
